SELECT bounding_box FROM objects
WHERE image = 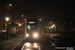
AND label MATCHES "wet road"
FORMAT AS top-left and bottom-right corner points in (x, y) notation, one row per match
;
(13, 34), (75, 50)
(13, 34), (54, 50)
